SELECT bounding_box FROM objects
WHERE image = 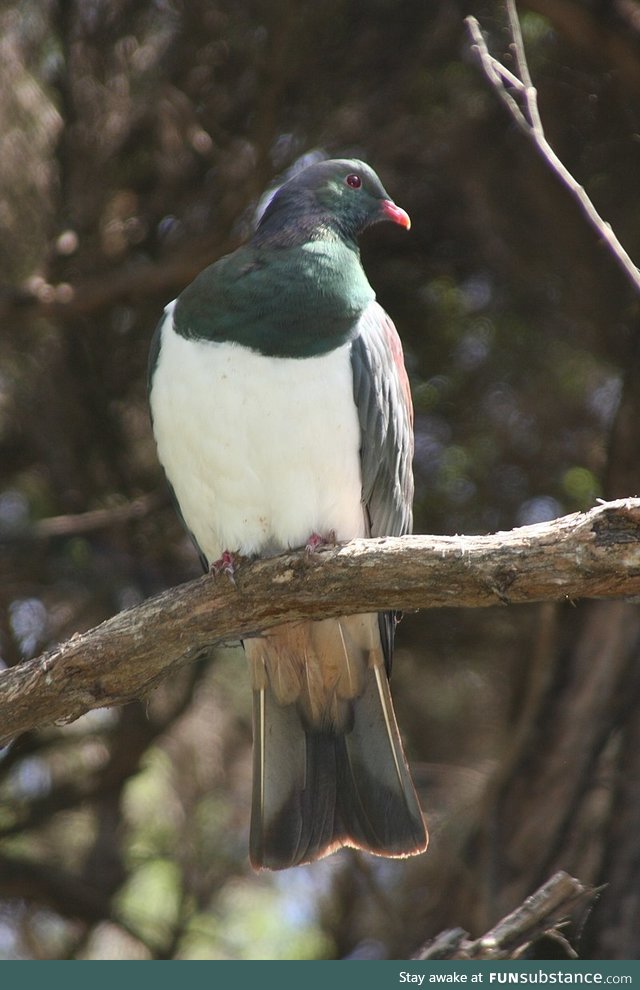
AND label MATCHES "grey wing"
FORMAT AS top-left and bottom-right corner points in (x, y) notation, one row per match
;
(351, 301), (414, 671)
(351, 301), (414, 540)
